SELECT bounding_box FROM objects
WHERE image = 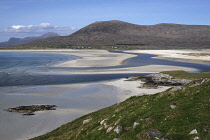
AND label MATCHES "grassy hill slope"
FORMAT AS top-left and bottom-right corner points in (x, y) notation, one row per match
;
(31, 71), (210, 140)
